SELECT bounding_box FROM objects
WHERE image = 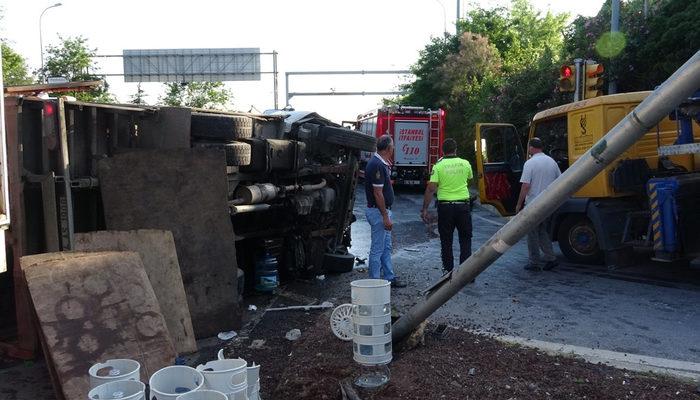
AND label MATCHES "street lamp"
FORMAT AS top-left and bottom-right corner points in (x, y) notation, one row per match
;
(39, 2), (63, 75)
(434, 0), (447, 37)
